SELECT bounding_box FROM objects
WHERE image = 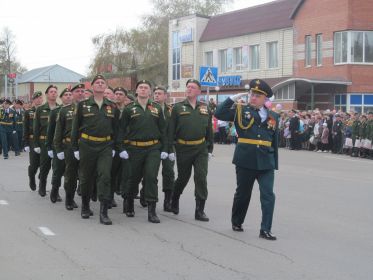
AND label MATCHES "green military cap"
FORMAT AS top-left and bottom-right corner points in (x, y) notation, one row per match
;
(107, 86), (114, 91)
(71, 83), (85, 92)
(91, 74), (106, 85)
(4, 98), (12, 105)
(186, 79), (201, 89)
(85, 89), (93, 94)
(32, 91), (43, 99)
(136, 79), (152, 89)
(153, 85), (167, 92)
(114, 87), (128, 94)
(15, 99), (24, 105)
(249, 79), (273, 98)
(59, 88), (71, 98)
(45, 84), (58, 94)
